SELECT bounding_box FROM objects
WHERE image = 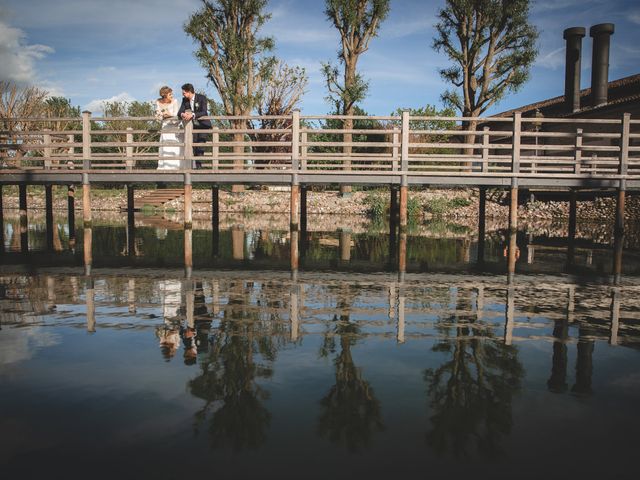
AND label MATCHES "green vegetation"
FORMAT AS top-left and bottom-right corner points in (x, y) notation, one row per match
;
(425, 197), (470, 216)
